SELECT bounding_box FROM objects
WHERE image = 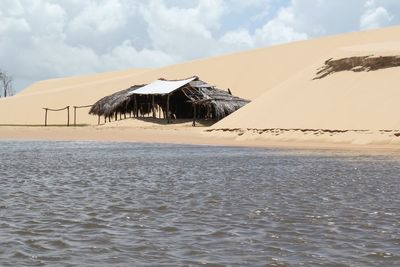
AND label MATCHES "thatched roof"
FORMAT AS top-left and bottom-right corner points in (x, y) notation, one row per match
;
(180, 81), (250, 119)
(89, 85), (144, 117)
(89, 77), (249, 120)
